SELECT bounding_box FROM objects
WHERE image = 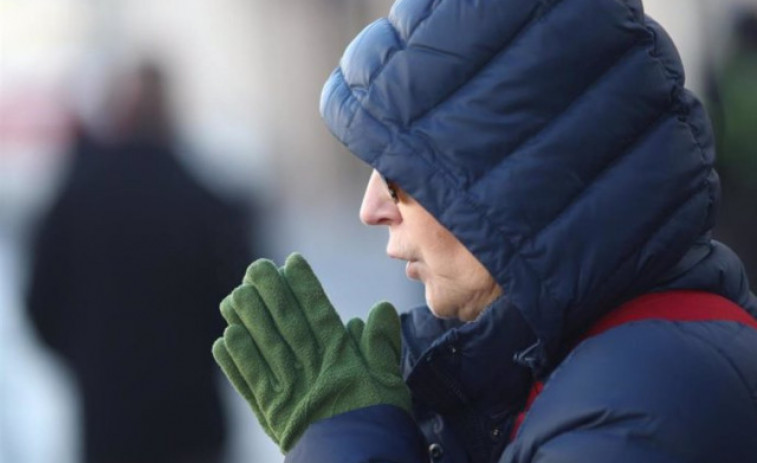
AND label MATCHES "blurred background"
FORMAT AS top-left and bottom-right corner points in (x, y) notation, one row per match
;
(1, 0), (756, 462)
